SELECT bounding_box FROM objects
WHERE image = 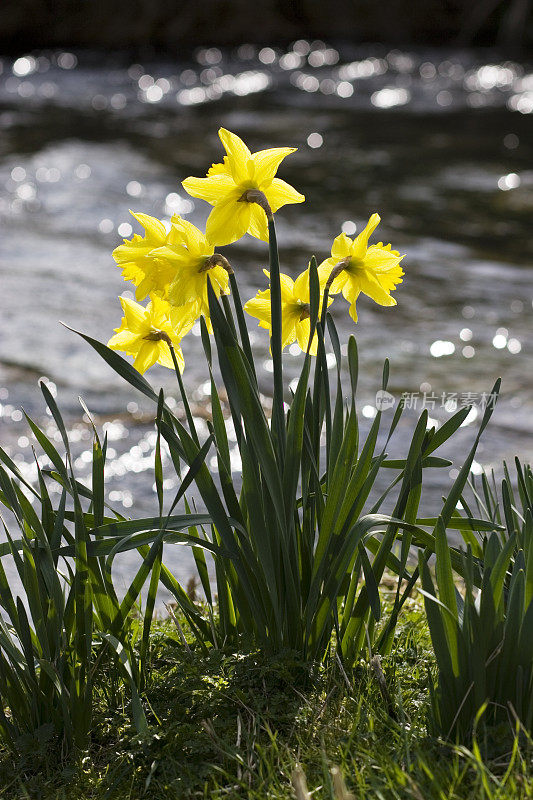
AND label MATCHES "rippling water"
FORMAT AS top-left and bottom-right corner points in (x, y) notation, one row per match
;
(1, 43), (532, 596)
